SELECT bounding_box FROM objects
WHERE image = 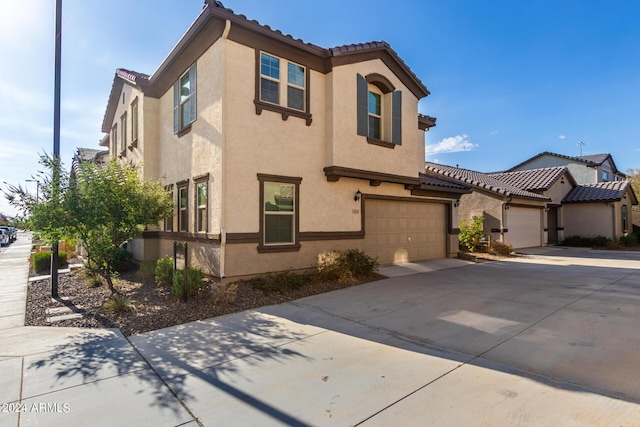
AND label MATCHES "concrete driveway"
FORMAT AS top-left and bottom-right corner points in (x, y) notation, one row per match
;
(125, 247), (640, 426)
